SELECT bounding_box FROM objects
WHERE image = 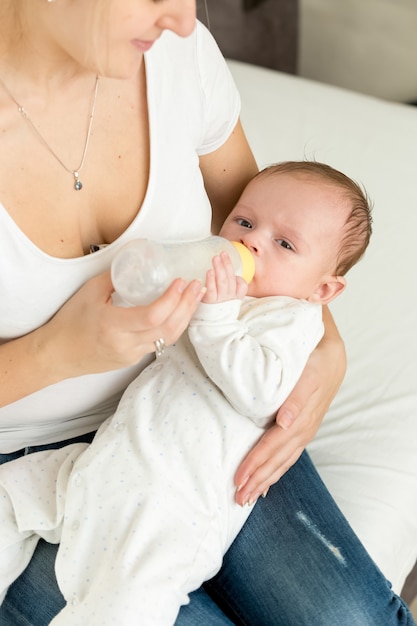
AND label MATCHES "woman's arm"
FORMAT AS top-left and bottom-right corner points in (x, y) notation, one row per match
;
(234, 305), (346, 505)
(0, 272), (204, 408)
(199, 119), (259, 234)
